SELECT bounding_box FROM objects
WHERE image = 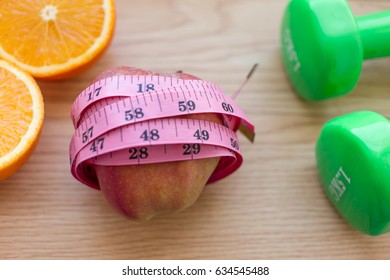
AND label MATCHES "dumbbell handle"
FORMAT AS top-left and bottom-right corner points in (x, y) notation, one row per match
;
(357, 10), (390, 59)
